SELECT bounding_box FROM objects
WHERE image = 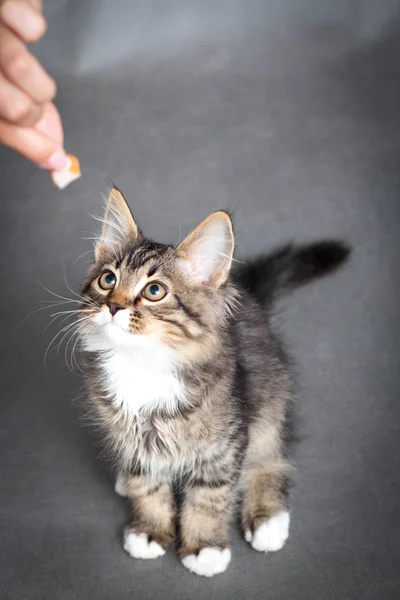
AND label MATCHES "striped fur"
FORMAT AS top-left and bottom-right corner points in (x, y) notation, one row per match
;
(77, 189), (350, 576)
